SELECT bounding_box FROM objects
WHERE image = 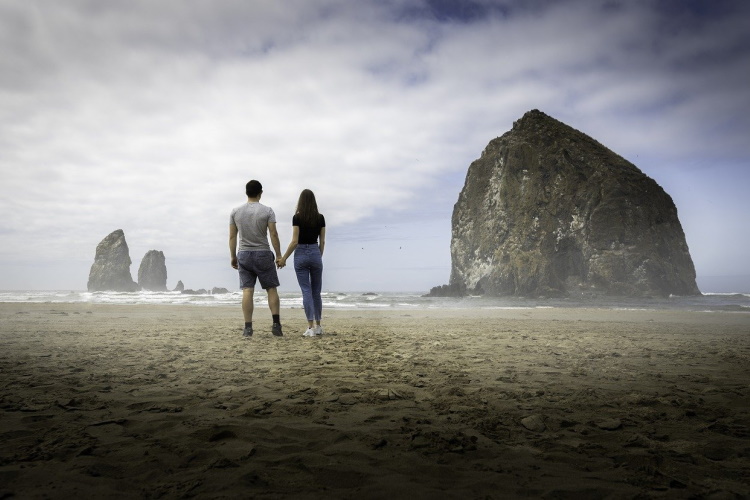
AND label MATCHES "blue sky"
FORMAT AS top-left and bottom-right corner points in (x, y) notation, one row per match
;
(1, 0), (748, 293)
